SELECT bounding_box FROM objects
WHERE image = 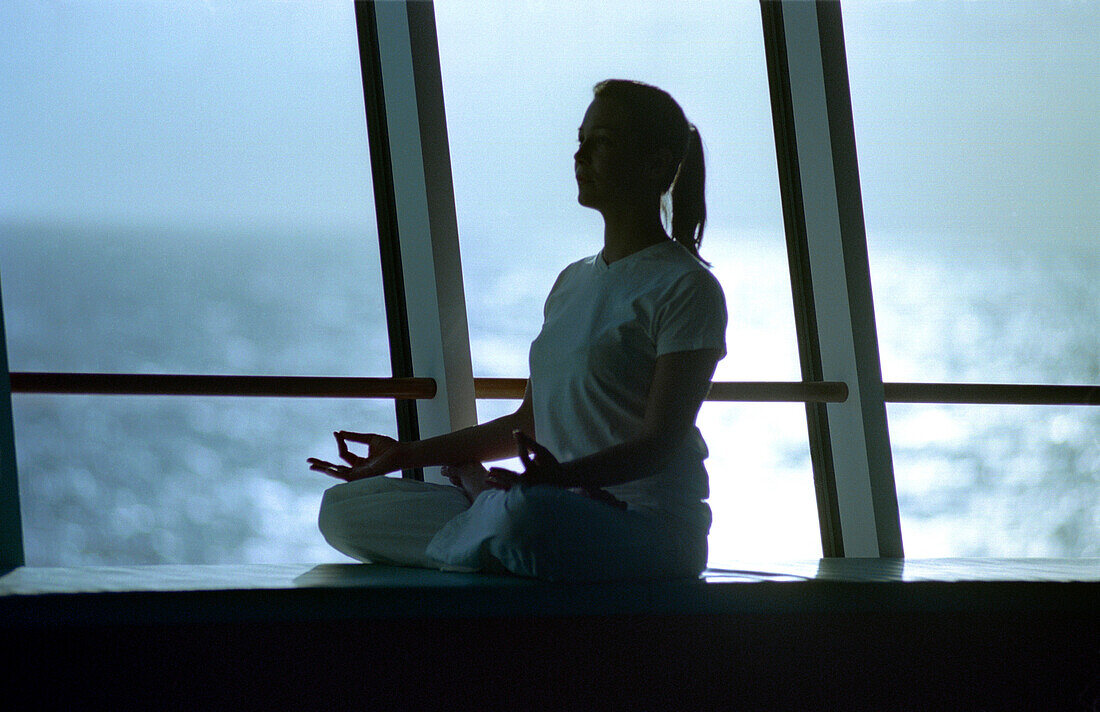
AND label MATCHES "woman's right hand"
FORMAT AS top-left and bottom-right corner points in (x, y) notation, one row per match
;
(307, 431), (404, 482)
